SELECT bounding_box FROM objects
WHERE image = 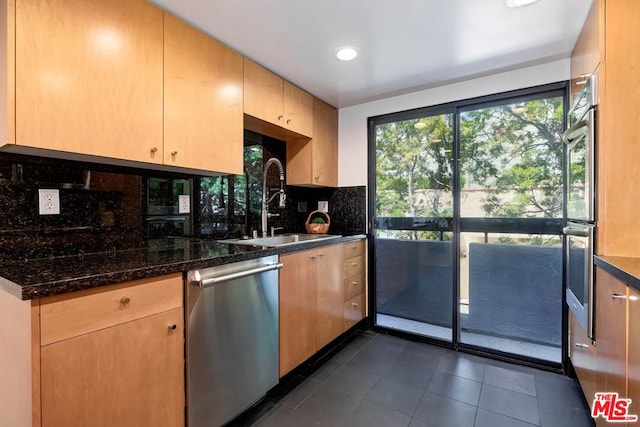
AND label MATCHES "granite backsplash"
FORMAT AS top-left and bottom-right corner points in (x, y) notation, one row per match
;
(0, 152), (366, 263)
